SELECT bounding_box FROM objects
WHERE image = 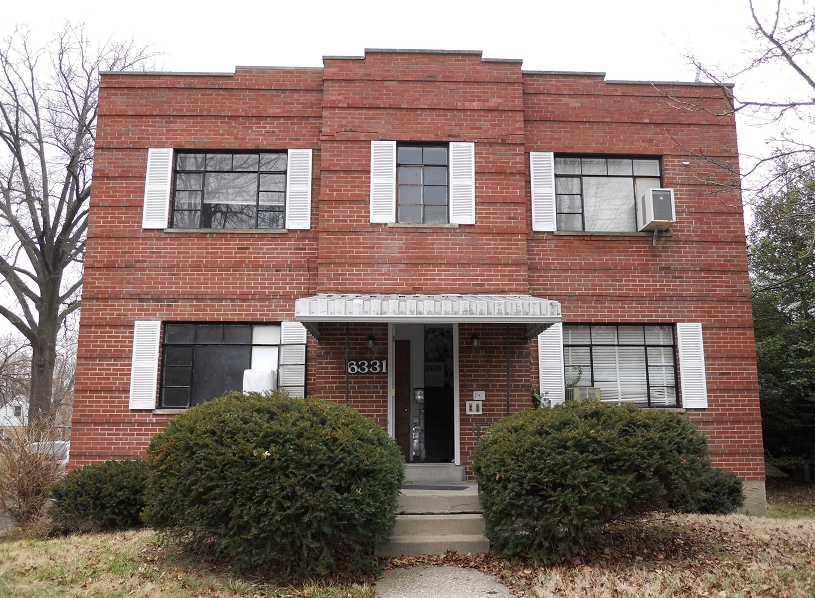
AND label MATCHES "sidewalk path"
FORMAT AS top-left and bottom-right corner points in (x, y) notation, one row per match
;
(376, 565), (513, 598)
